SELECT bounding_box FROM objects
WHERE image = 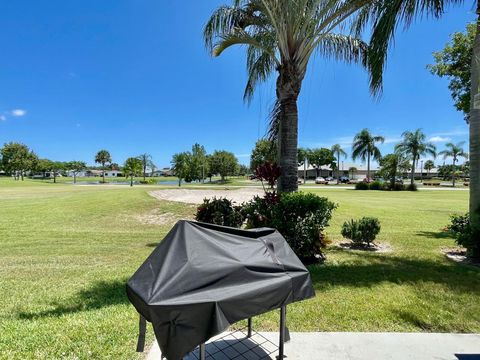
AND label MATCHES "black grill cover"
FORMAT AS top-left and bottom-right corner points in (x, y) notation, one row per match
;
(126, 220), (315, 360)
